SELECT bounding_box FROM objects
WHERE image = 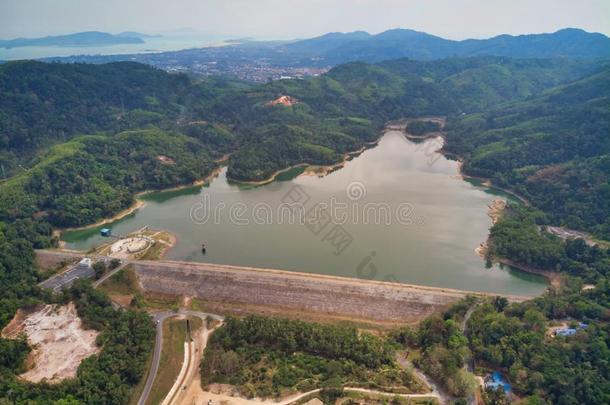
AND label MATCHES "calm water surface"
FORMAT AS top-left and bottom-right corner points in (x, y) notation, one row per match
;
(63, 131), (546, 295)
(0, 34), (227, 60)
